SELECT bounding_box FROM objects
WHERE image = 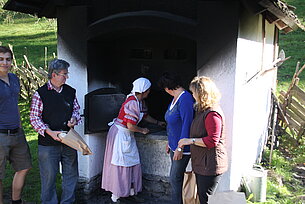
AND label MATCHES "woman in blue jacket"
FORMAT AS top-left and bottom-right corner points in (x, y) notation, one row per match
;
(158, 72), (194, 204)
